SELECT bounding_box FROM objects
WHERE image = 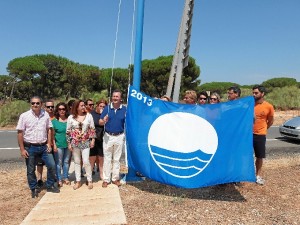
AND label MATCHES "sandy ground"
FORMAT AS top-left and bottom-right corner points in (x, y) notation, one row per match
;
(0, 156), (299, 225)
